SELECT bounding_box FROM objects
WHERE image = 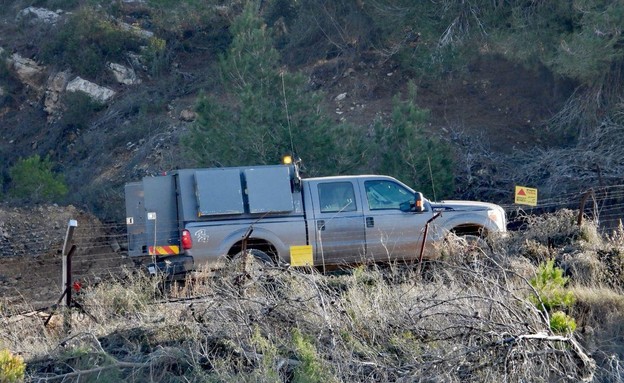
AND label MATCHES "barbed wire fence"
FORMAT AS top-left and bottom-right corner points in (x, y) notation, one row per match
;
(1, 183), (623, 311)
